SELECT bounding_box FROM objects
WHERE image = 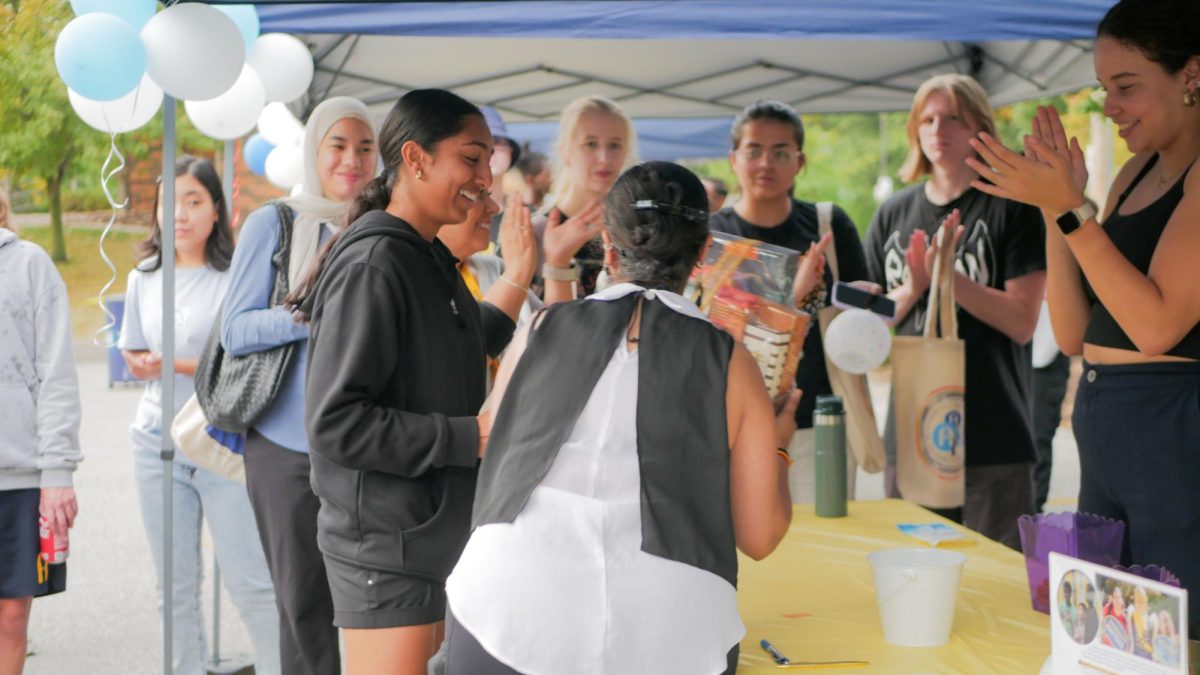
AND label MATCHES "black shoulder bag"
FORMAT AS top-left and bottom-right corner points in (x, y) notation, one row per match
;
(194, 202), (297, 433)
